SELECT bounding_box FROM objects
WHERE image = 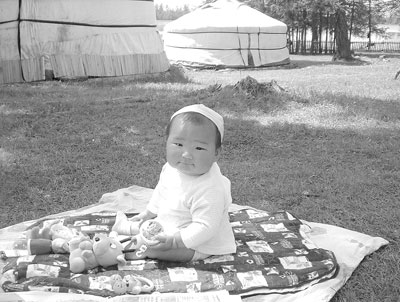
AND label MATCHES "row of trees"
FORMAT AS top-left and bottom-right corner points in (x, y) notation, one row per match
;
(156, 0), (400, 60)
(245, 0), (400, 58)
(155, 4), (191, 20)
